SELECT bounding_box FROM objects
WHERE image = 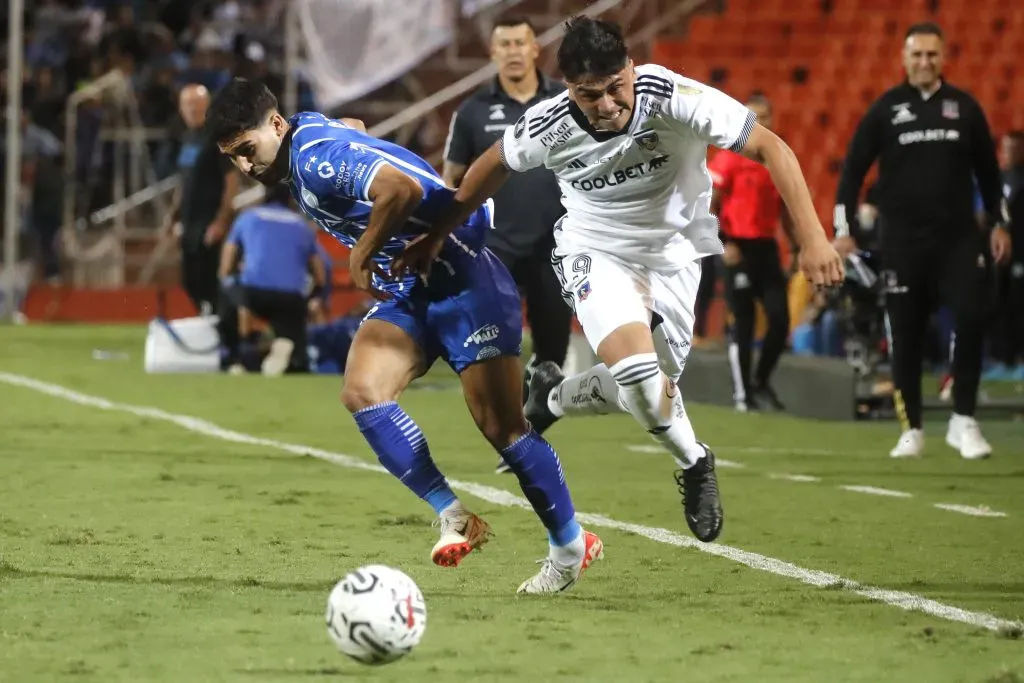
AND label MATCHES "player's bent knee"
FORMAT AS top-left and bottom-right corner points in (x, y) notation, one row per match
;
(594, 321), (656, 369)
(339, 380), (385, 414)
